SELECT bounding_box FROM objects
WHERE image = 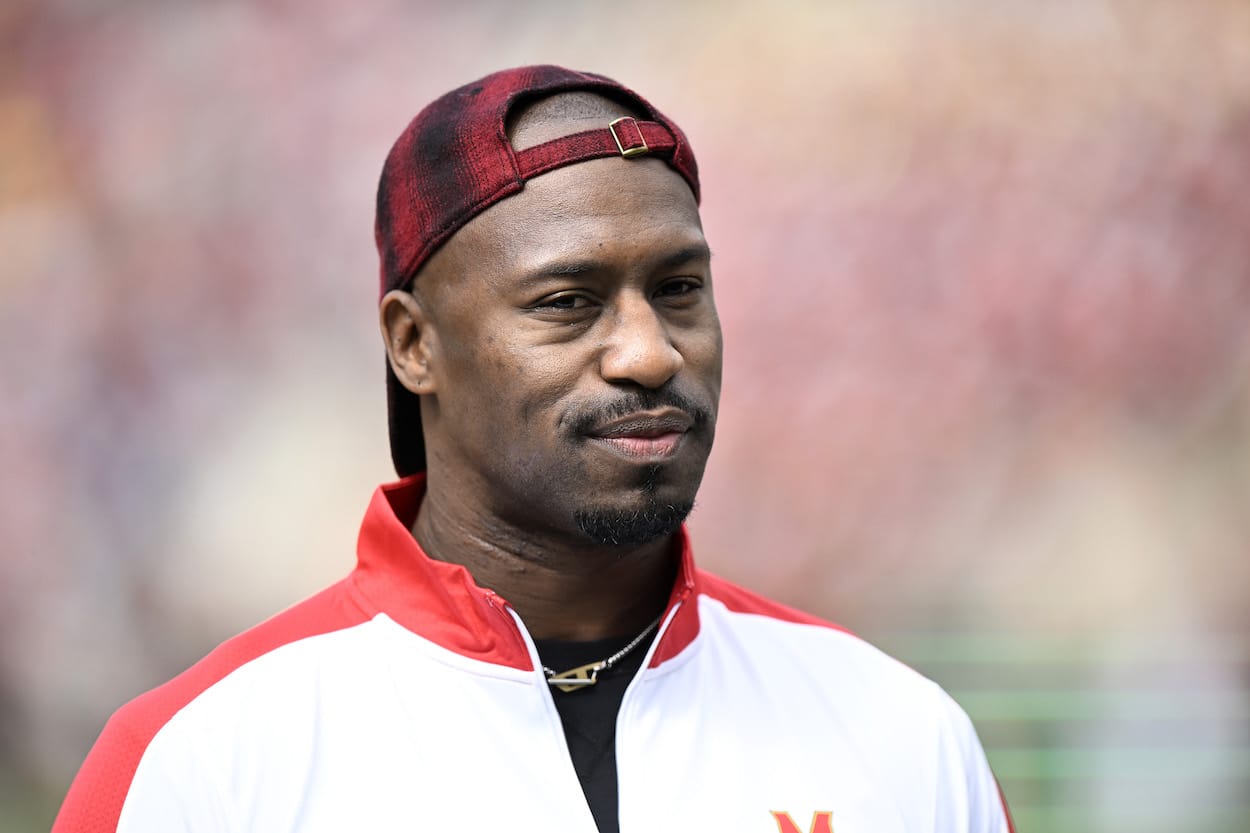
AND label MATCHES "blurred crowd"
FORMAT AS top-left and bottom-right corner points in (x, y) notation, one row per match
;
(2, 1), (1248, 830)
